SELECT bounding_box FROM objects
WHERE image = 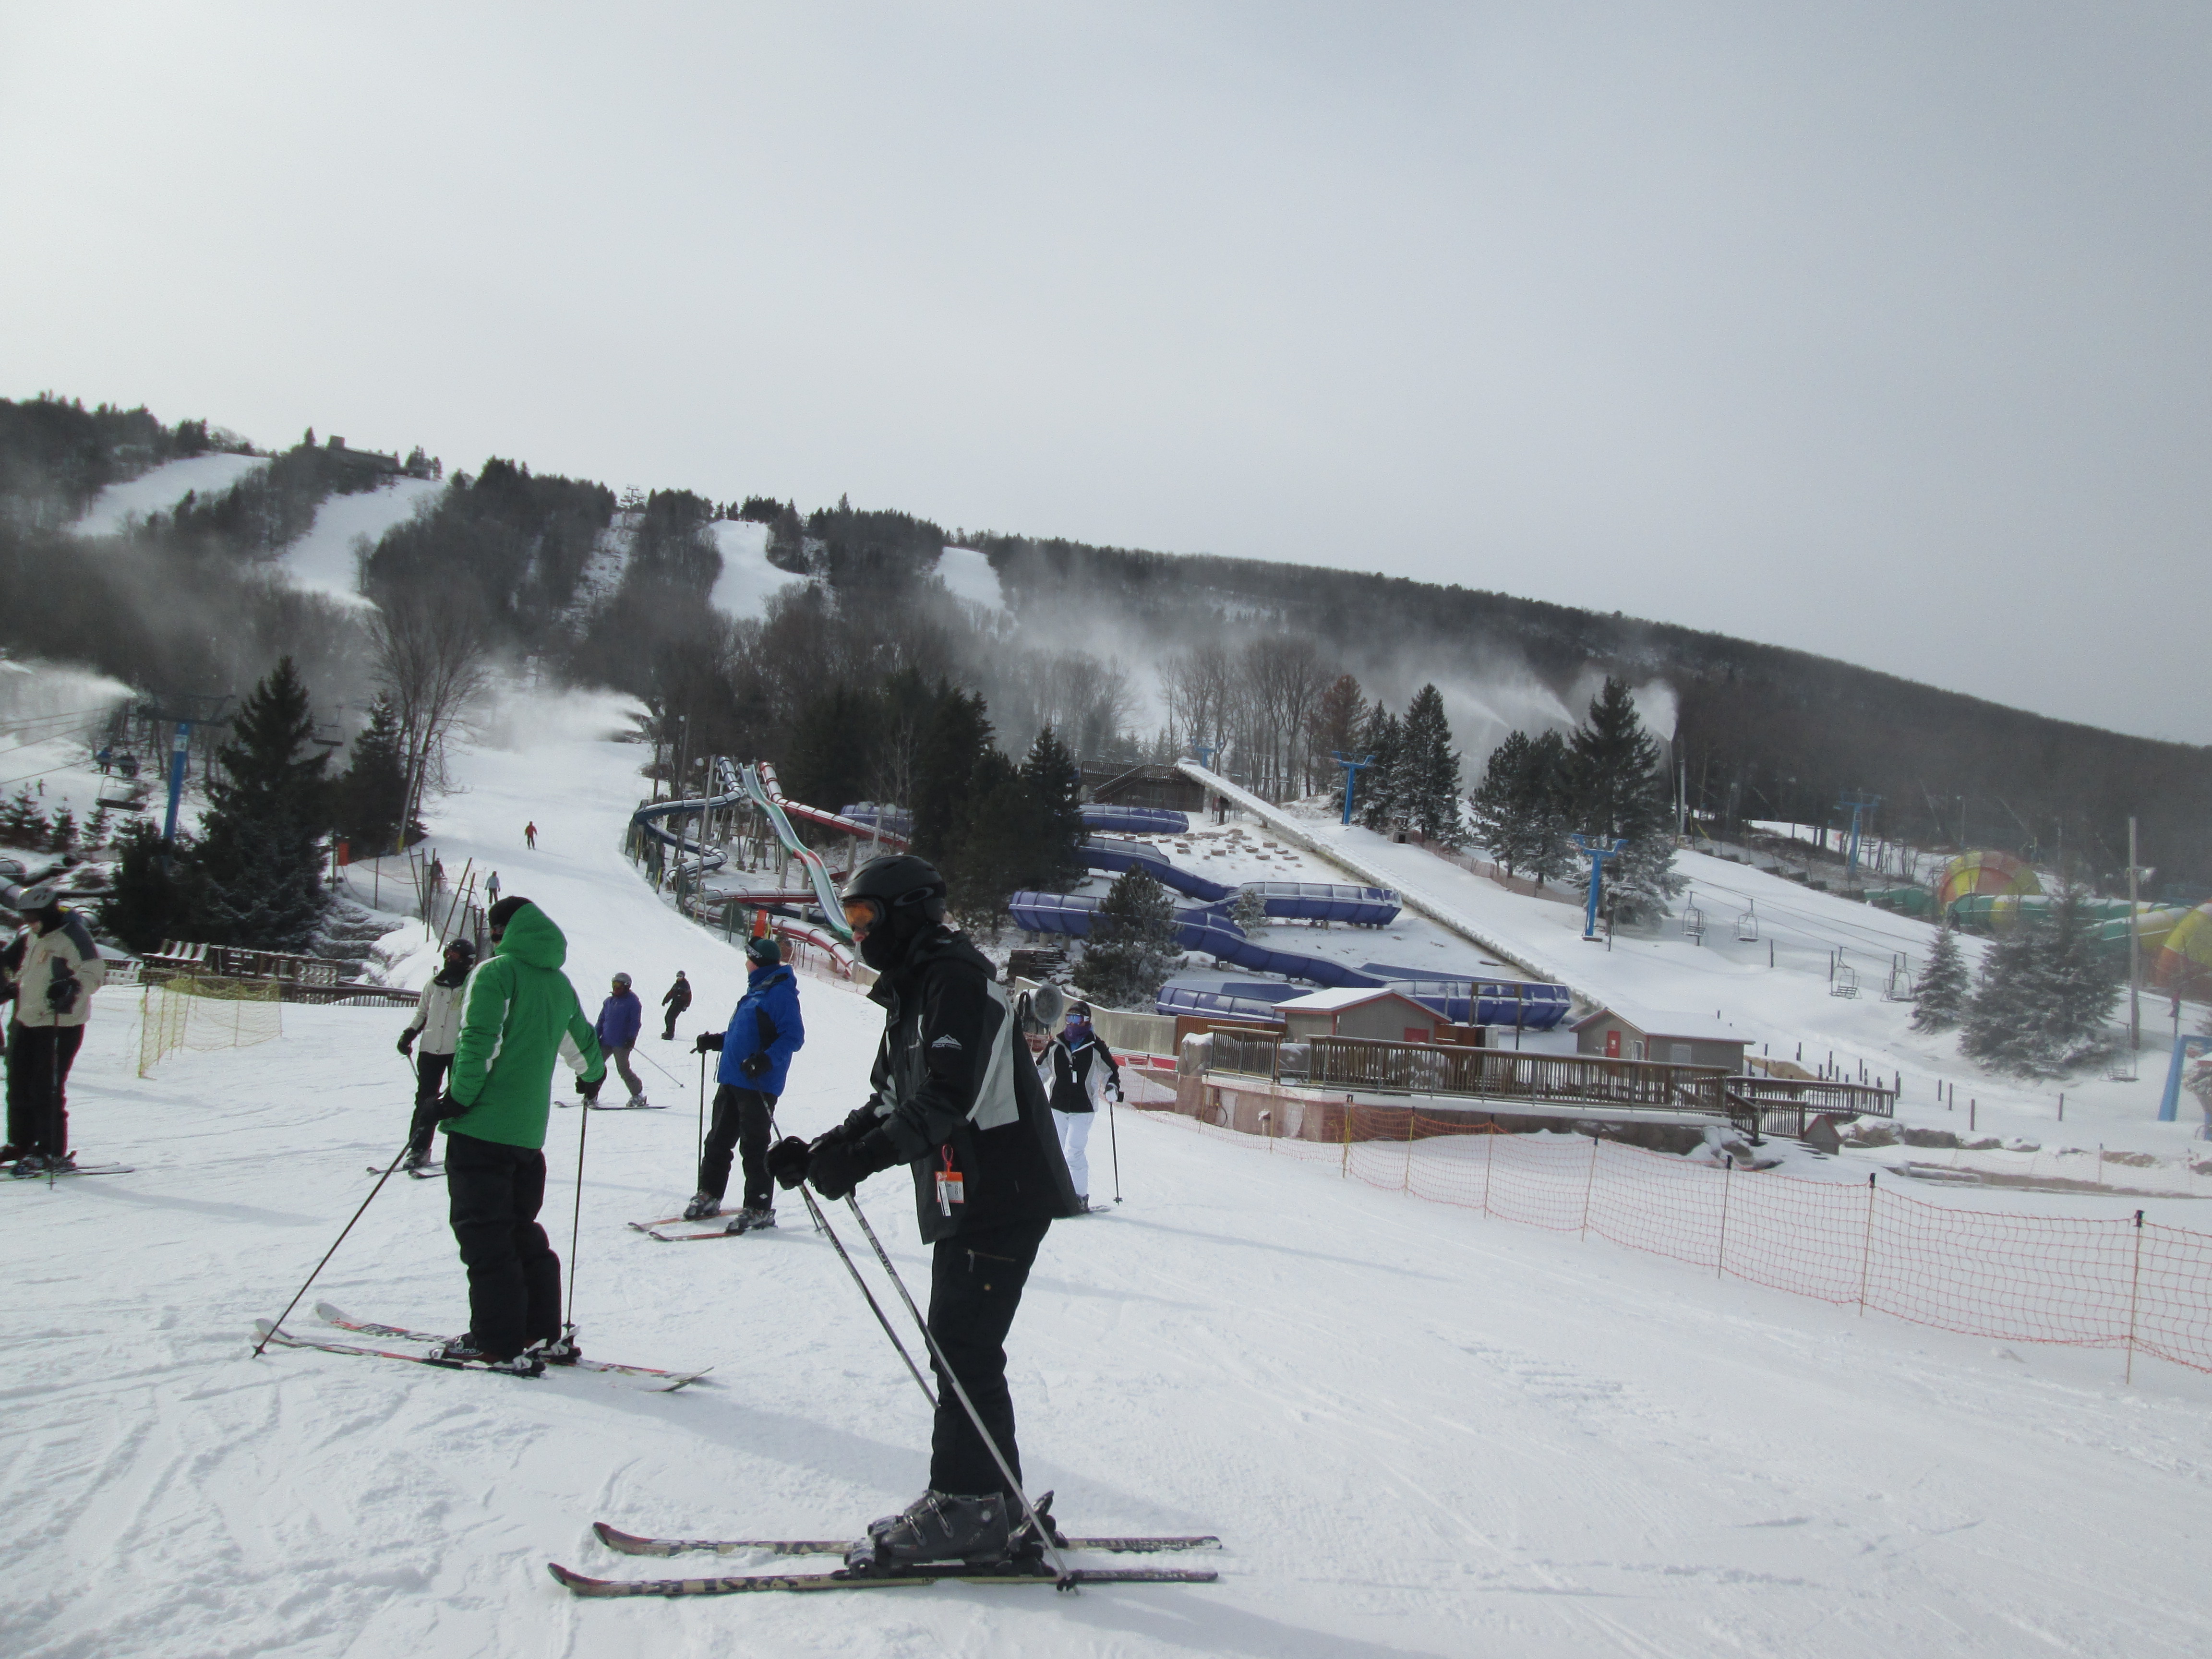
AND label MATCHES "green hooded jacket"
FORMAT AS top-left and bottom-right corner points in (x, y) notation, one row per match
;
(444, 902), (605, 1150)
